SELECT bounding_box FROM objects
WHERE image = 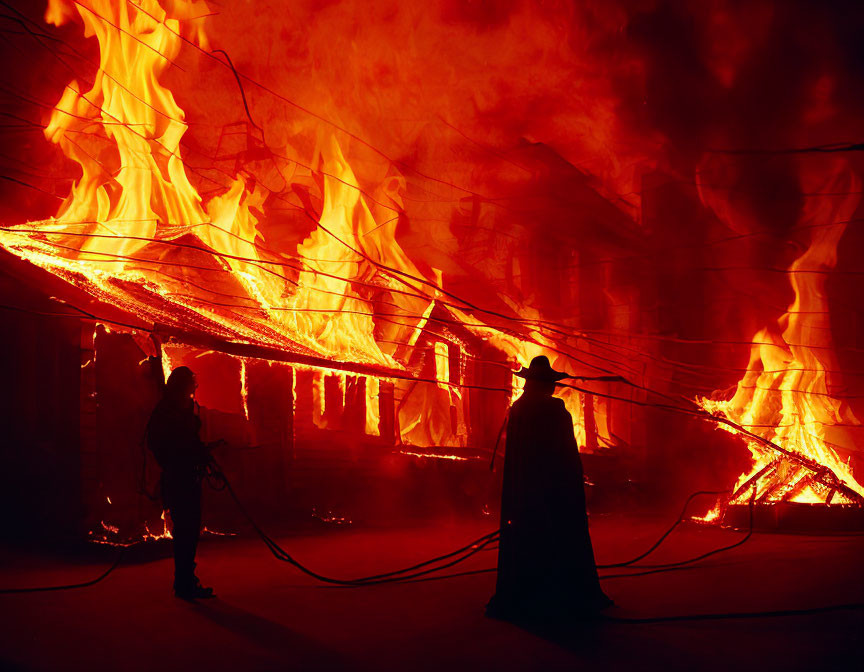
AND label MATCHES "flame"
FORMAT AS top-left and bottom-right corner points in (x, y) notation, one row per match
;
(692, 505), (721, 524)
(43, 0), (209, 259)
(0, 0), (616, 452)
(143, 510), (173, 542)
(100, 520), (119, 534)
(312, 370), (327, 429)
(0, 0), (450, 369)
(397, 450), (469, 462)
(365, 377), (381, 436)
(239, 358), (249, 420)
(699, 159), (864, 505)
